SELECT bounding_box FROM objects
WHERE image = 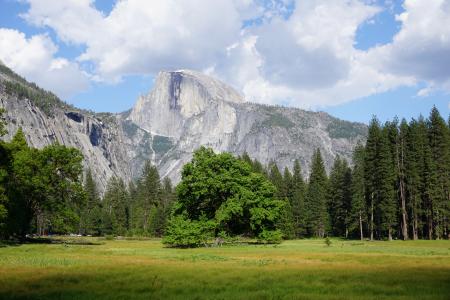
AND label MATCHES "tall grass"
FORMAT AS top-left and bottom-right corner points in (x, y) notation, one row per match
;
(0, 238), (449, 299)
